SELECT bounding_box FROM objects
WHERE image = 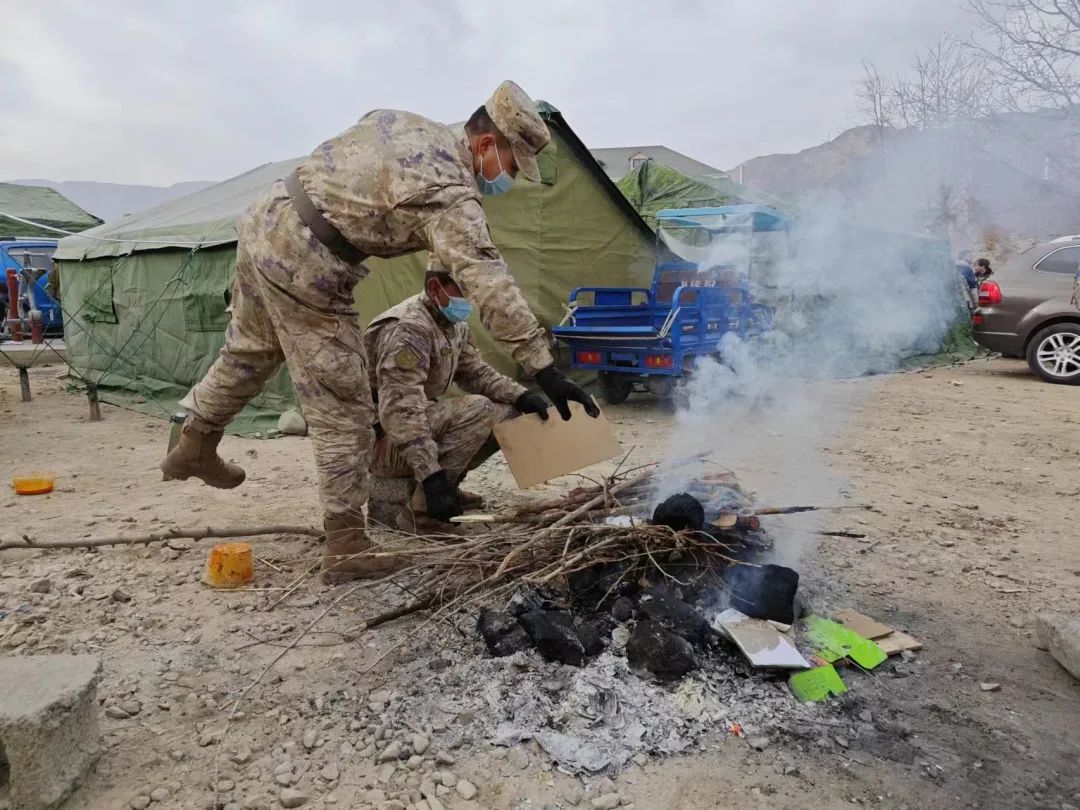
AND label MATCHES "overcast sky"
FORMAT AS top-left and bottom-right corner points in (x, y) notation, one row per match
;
(0, 0), (974, 186)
